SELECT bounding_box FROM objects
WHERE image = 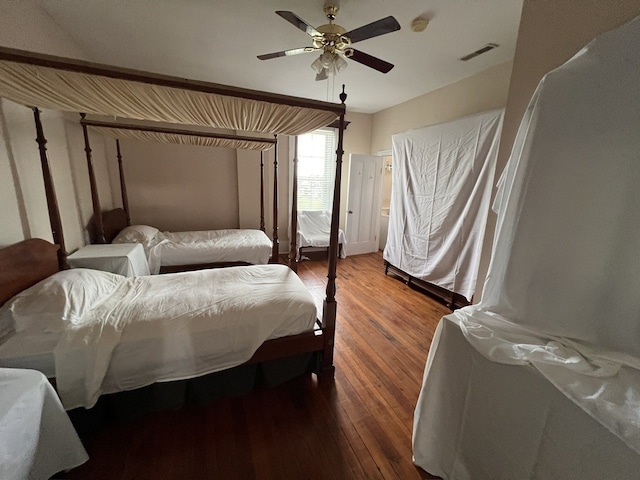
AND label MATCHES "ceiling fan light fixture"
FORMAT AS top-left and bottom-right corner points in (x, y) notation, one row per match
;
(260, 7), (400, 79)
(311, 51), (348, 78)
(311, 55), (325, 74)
(320, 51), (335, 68)
(334, 53), (348, 72)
